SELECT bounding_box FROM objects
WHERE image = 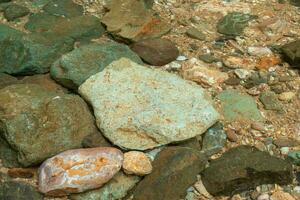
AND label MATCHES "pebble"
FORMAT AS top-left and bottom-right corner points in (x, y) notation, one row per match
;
(257, 193), (270, 200)
(248, 46), (273, 57)
(280, 147), (289, 155)
(4, 4), (30, 21)
(186, 27), (206, 41)
(38, 147), (123, 196)
(223, 56), (255, 70)
(271, 191), (295, 200)
(273, 137), (300, 147)
(122, 151), (152, 176)
(176, 55), (188, 61)
(226, 129), (239, 142)
(278, 92), (295, 101)
(234, 68), (252, 79)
